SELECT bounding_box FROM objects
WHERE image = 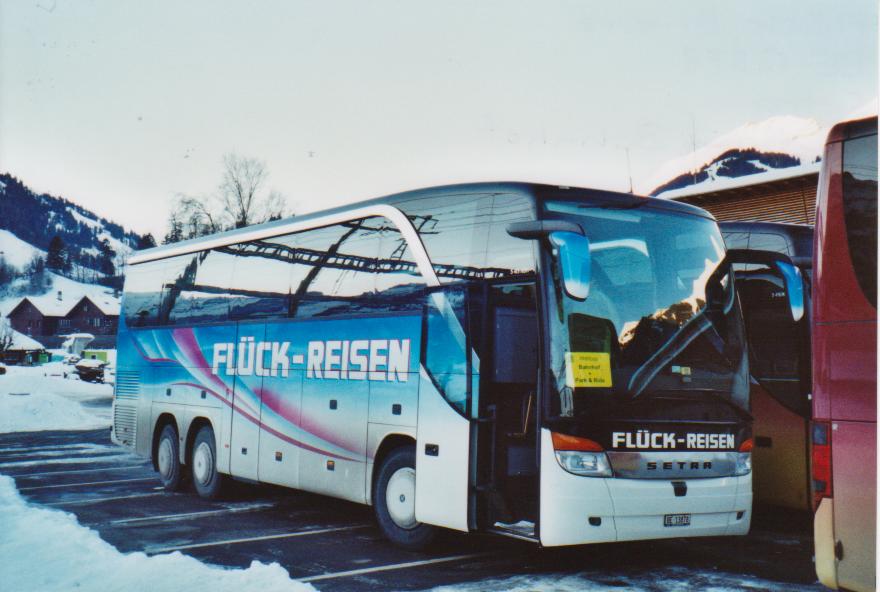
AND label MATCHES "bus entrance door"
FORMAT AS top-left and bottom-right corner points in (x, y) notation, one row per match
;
(478, 282), (540, 537)
(415, 288), (475, 532)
